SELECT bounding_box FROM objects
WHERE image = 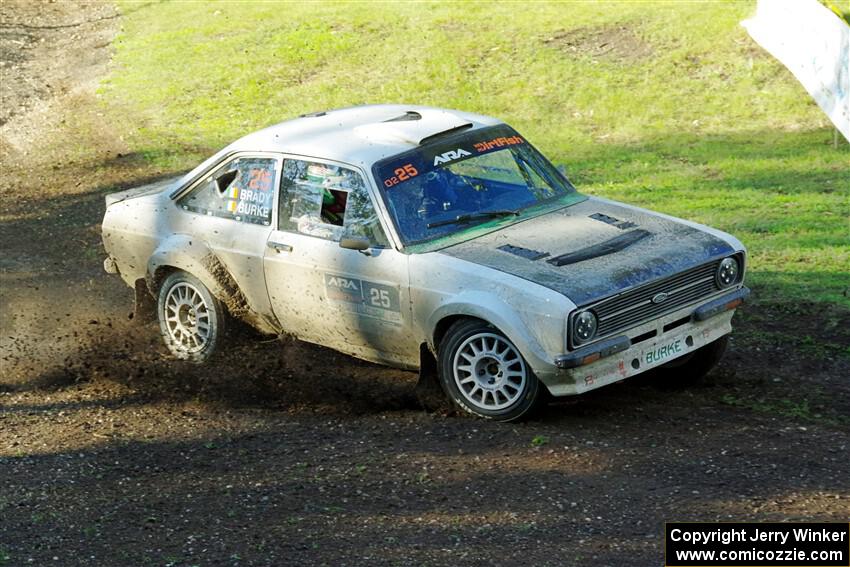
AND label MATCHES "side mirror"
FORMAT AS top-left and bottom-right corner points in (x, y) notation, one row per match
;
(339, 236), (371, 252)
